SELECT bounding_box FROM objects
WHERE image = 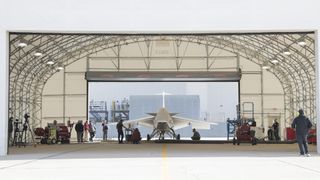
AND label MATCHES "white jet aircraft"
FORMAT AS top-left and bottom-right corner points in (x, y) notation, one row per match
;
(122, 92), (217, 140)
